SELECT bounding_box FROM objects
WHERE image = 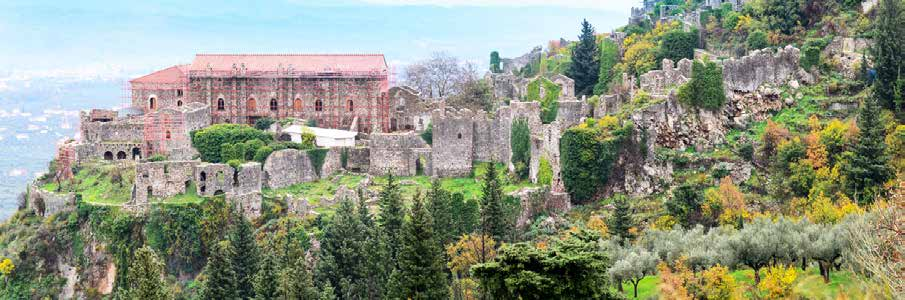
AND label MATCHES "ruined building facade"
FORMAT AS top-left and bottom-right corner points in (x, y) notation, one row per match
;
(131, 54), (390, 133)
